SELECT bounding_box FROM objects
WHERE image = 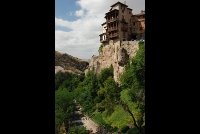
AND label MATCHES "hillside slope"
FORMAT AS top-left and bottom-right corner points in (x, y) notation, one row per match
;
(55, 51), (89, 74)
